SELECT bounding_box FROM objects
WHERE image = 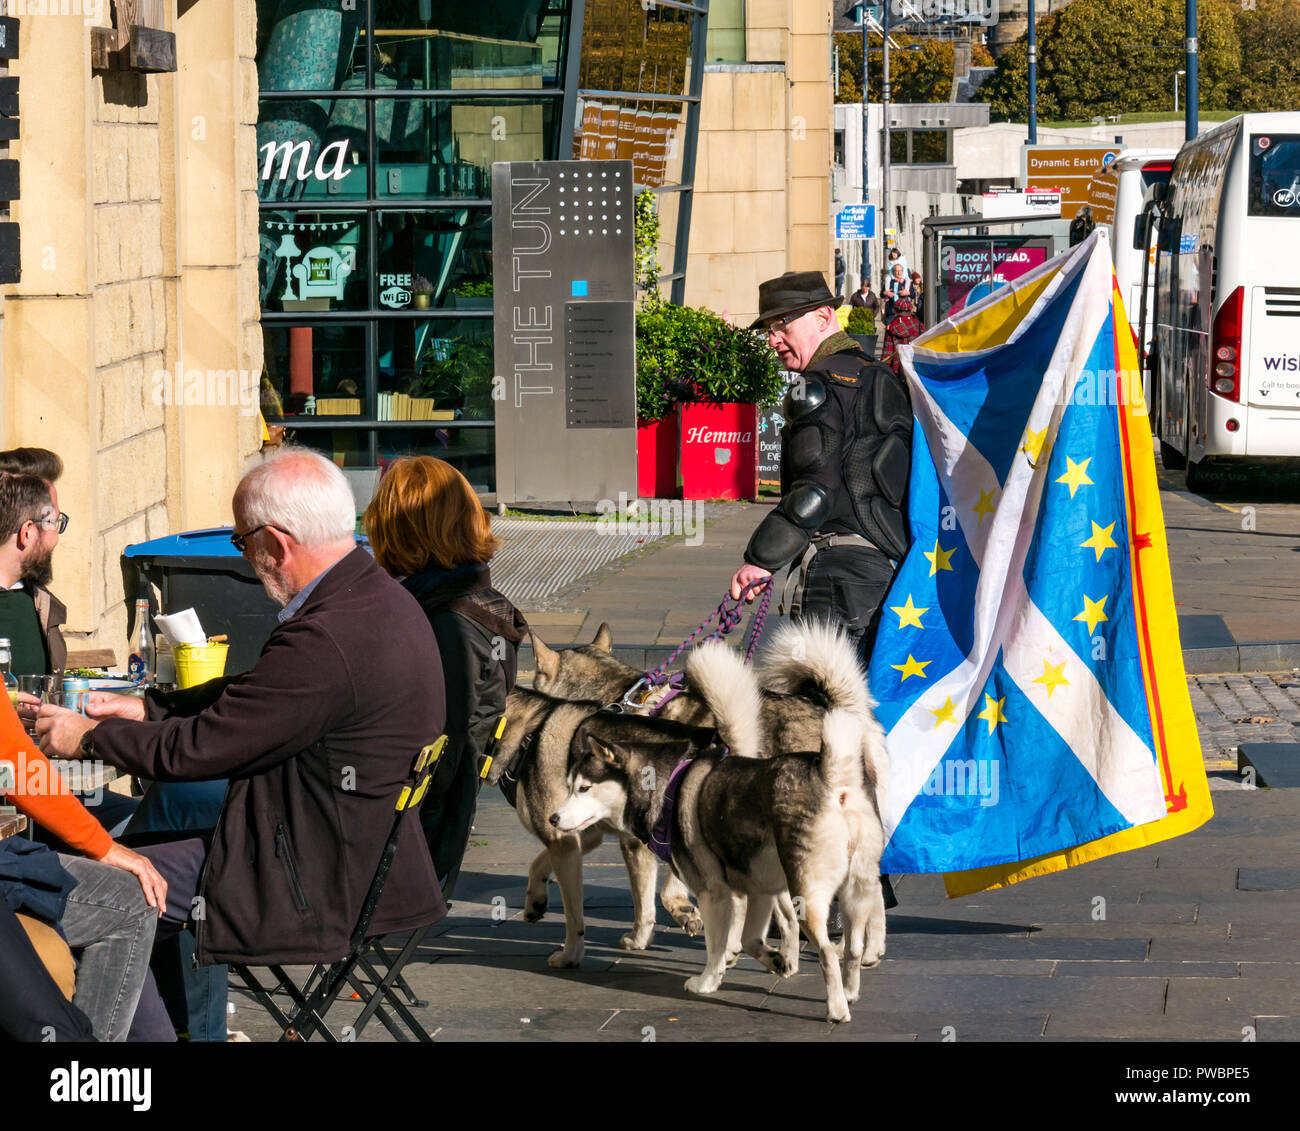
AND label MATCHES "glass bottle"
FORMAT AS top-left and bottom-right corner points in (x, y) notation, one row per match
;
(128, 600), (154, 686)
(0, 637), (17, 705)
